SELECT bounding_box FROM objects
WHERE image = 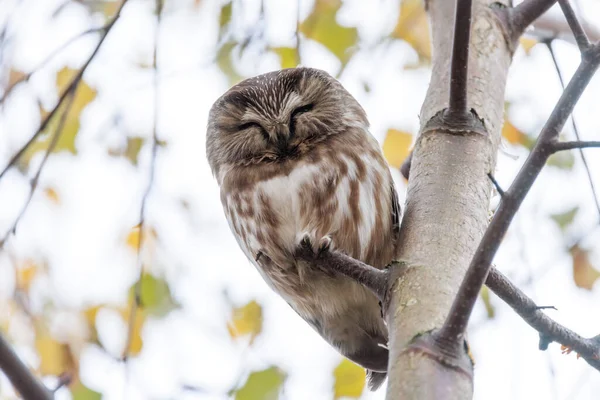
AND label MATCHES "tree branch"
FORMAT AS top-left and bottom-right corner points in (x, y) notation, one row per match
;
(0, 332), (52, 400)
(508, 0), (558, 43)
(123, 0), (162, 361)
(557, 0), (590, 52)
(447, 0), (473, 117)
(545, 40), (600, 218)
(550, 140), (600, 152)
(486, 268), (600, 368)
(0, 0), (130, 180)
(438, 45), (600, 344)
(0, 89), (76, 248)
(0, 27), (105, 106)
